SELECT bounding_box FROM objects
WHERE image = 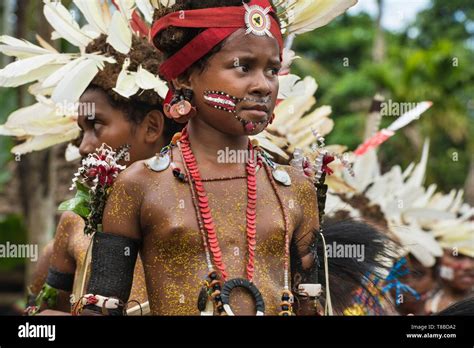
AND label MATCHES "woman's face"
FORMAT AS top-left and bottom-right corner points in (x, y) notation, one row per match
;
(388, 255), (436, 314)
(187, 28), (281, 136)
(77, 89), (154, 164)
(440, 250), (474, 291)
